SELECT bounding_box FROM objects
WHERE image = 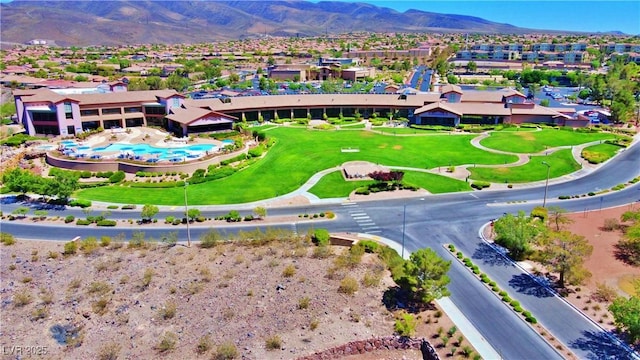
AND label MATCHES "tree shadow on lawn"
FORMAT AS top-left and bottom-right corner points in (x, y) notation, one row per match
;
(471, 242), (512, 267)
(570, 330), (637, 360)
(508, 273), (554, 298)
